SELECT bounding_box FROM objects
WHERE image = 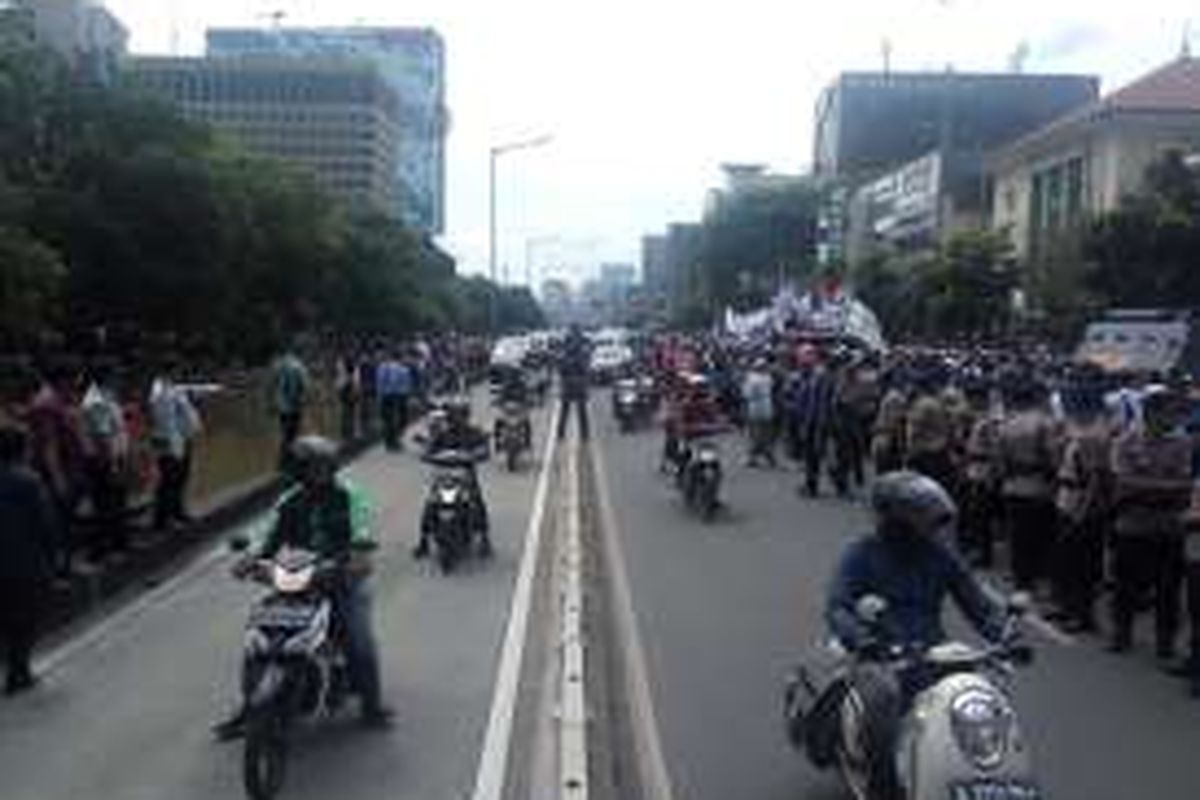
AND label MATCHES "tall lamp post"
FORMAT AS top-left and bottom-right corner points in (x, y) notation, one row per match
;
(489, 134), (552, 332)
